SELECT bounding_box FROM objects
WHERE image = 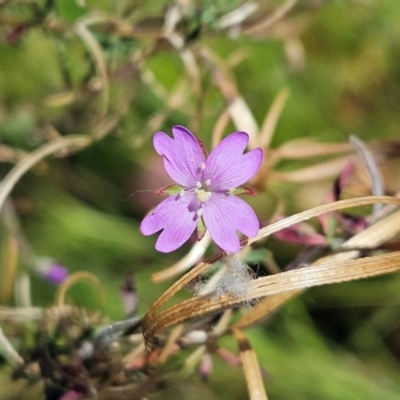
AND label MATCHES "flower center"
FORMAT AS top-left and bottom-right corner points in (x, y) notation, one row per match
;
(194, 179), (212, 203)
(196, 189), (211, 202)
